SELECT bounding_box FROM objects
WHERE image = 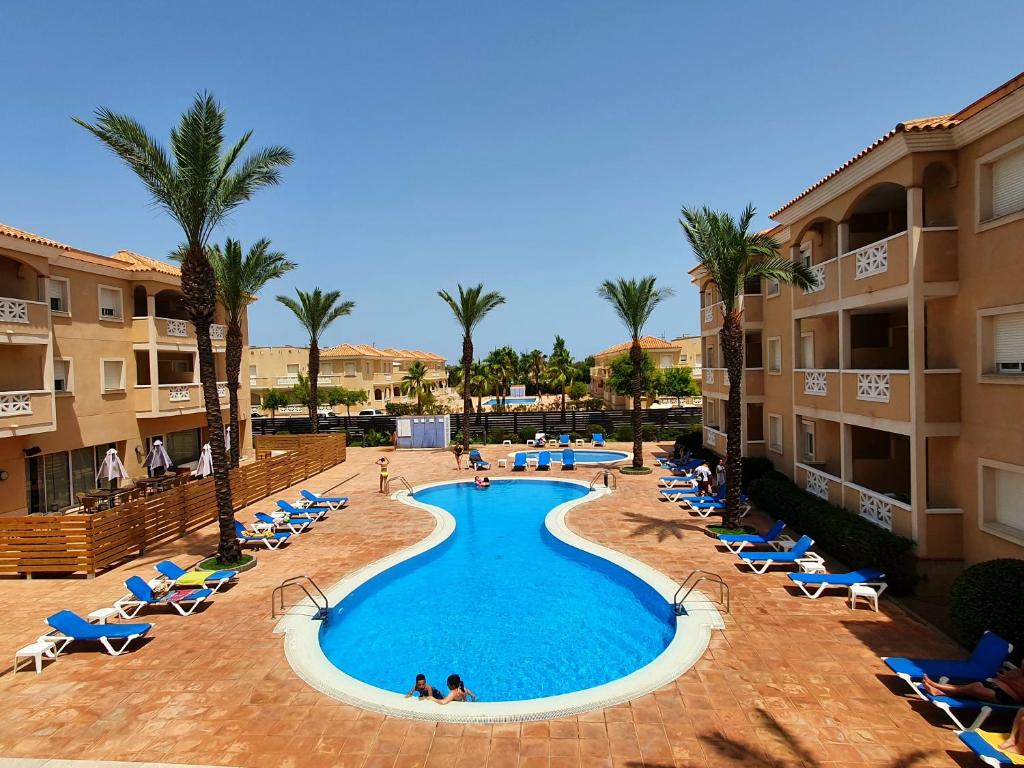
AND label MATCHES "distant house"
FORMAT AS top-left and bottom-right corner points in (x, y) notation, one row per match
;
(589, 335), (702, 408)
